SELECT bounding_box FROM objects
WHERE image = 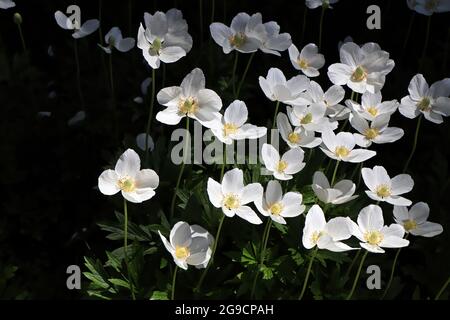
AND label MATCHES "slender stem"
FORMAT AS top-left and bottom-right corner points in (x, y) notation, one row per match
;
(236, 52), (255, 98)
(435, 276), (450, 300)
(298, 247), (318, 300)
(162, 63), (166, 88)
(210, 0), (215, 24)
(170, 117), (190, 220)
(73, 39), (85, 109)
(220, 150), (226, 179)
(344, 250), (361, 280)
(128, 0), (132, 35)
(123, 199), (136, 300)
(420, 15), (431, 71)
(250, 219), (272, 299)
(346, 251), (368, 300)
(195, 215), (225, 292)
(171, 266), (179, 300)
(300, 5), (307, 44)
(402, 13), (415, 52)
(108, 53), (116, 108)
(318, 6), (325, 50)
(330, 160), (340, 186)
(231, 51), (239, 97)
(272, 100), (281, 129)
(199, 0), (203, 46)
(403, 115), (422, 173)
(144, 68), (156, 165)
(17, 24), (27, 53)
